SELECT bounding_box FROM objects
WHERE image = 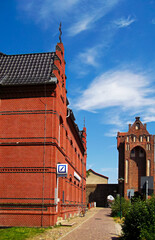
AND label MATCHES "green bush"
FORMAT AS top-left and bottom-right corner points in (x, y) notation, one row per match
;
(111, 196), (131, 217)
(121, 196), (155, 240)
